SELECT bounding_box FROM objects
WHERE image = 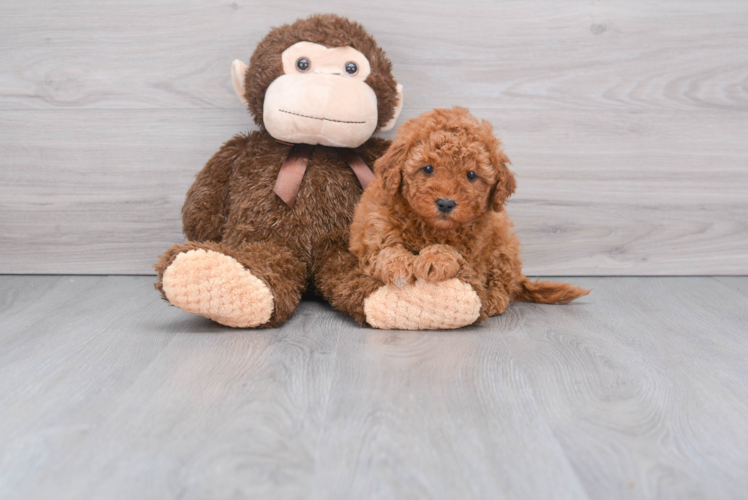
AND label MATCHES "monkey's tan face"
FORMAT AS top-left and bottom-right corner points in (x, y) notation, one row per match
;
(263, 42), (379, 148)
